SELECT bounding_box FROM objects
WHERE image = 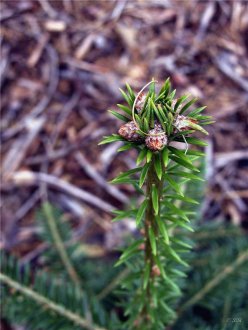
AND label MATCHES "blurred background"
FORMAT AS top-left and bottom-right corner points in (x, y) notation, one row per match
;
(1, 0), (248, 329)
